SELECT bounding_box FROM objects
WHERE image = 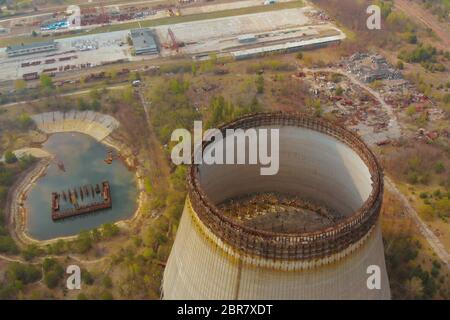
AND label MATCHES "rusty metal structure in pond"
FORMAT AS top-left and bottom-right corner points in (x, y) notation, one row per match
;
(163, 112), (390, 299)
(104, 149), (119, 164)
(51, 181), (111, 221)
